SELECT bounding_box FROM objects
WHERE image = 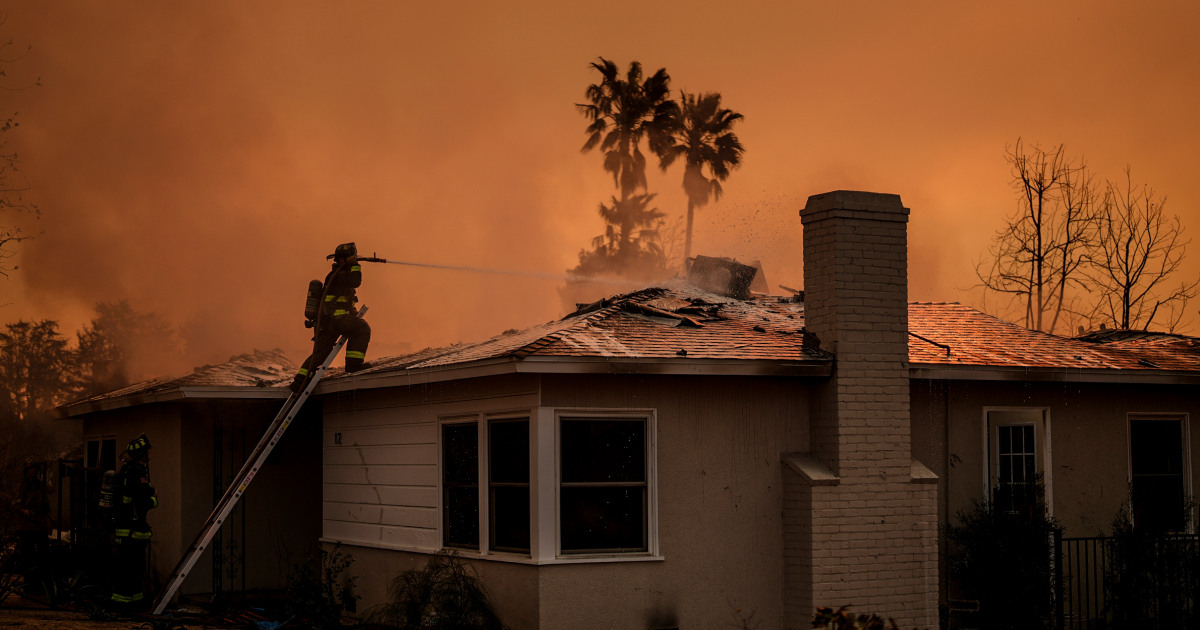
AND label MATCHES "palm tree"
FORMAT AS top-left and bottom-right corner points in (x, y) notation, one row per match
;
(659, 91), (744, 262)
(577, 58), (675, 201)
